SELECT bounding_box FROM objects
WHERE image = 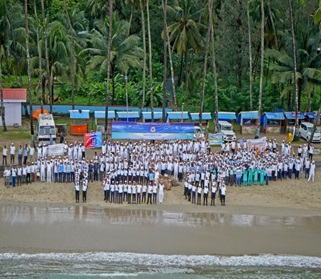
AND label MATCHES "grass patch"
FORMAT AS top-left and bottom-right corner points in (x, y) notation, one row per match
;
(0, 129), (31, 141)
